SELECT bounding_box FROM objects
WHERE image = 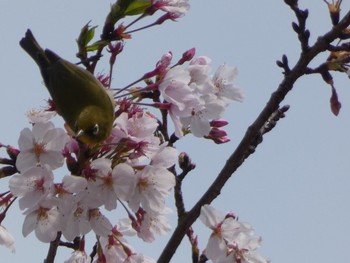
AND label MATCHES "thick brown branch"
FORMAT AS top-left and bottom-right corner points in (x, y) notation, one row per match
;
(157, 9), (350, 263)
